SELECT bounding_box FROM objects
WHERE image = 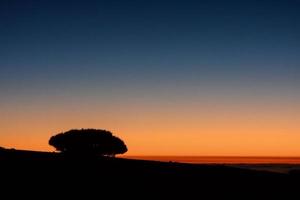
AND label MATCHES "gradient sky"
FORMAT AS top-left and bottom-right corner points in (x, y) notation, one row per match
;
(0, 0), (299, 156)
